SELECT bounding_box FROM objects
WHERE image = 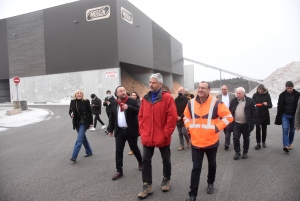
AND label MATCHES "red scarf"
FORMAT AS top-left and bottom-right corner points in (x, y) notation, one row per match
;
(116, 95), (129, 111)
